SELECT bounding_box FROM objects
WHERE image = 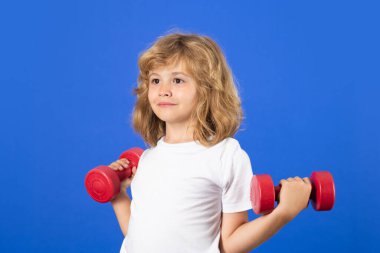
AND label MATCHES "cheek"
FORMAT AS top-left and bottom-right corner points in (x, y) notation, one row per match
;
(147, 88), (155, 102)
(179, 87), (197, 101)
(187, 90), (198, 106)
